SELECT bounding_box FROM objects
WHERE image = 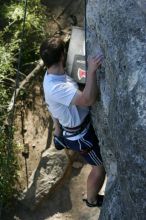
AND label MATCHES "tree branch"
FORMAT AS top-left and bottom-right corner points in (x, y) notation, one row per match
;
(8, 59), (44, 112)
